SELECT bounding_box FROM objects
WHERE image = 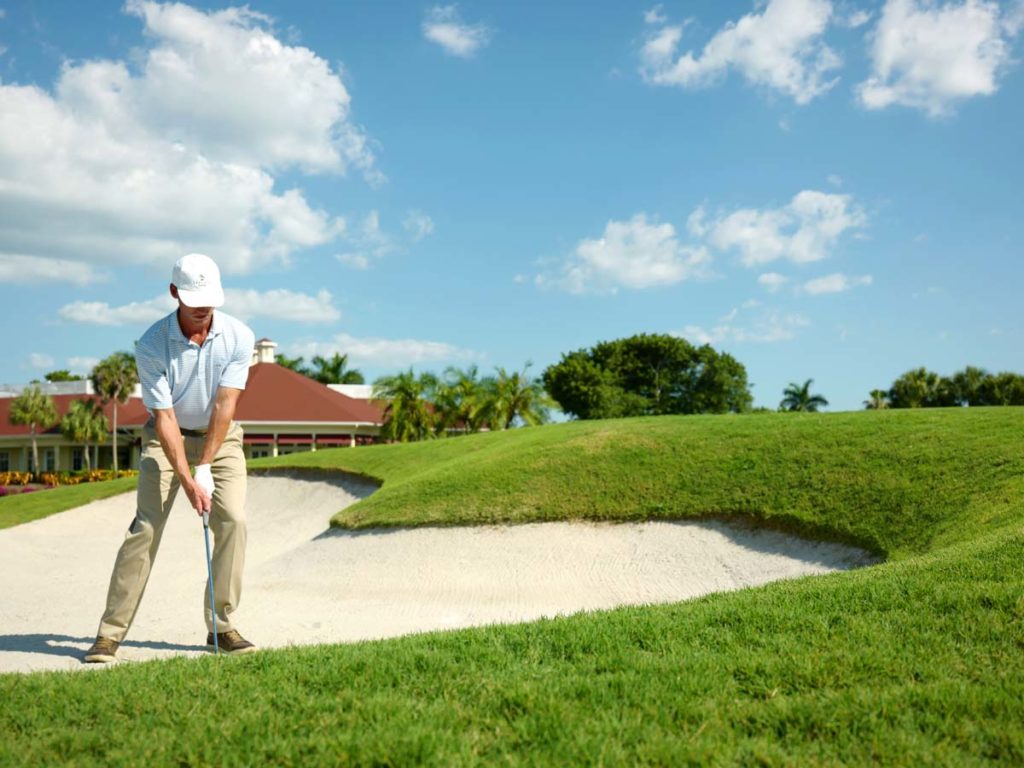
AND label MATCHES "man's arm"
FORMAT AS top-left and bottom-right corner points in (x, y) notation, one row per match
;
(199, 386), (243, 465)
(152, 408), (211, 515)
